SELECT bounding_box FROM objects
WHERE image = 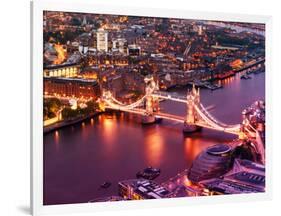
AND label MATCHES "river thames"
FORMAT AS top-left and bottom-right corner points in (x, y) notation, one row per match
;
(43, 72), (265, 205)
